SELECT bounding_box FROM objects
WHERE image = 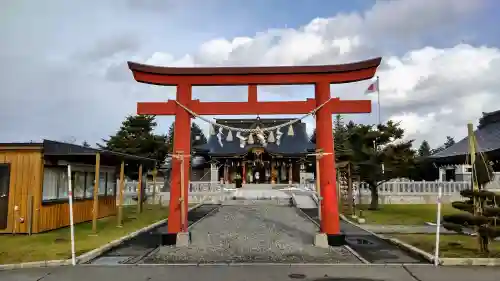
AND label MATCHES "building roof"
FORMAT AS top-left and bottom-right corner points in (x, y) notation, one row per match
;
(43, 140), (156, 163)
(194, 118), (315, 157)
(429, 110), (500, 164)
(0, 140), (157, 164)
